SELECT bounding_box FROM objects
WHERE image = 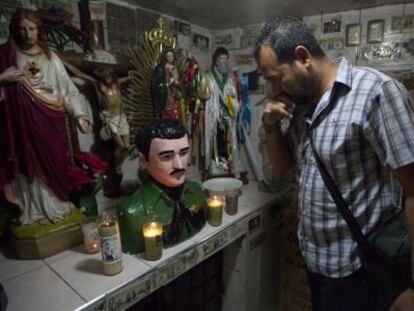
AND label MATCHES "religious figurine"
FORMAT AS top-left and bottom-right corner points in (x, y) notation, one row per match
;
(117, 119), (207, 254)
(179, 50), (210, 166)
(62, 49), (131, 196)
(180, 50), (199, 111)
(78, 7), (130, 196)
(152, 48), (182, 123)
(0, 9), (92, 225)
(89, 60), (130, 176)
(204, 47), (241, 177)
